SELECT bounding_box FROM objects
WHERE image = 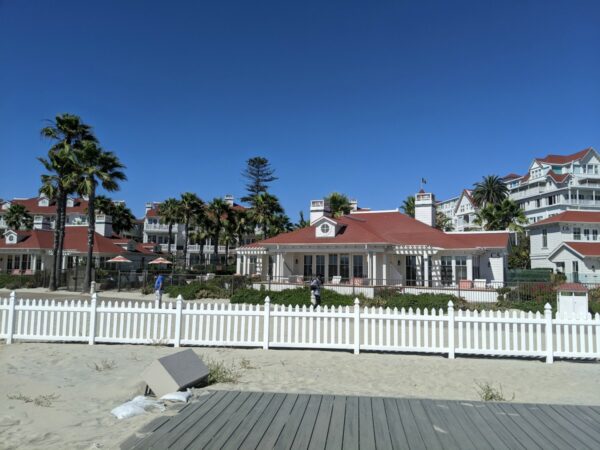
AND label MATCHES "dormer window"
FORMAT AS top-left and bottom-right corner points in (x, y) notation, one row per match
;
(320, 223), (330, 234)
(38, 197), (49, 207)
(314, 217), (338, 238)
(66, 199), (75, 207)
